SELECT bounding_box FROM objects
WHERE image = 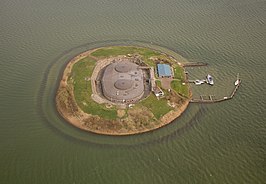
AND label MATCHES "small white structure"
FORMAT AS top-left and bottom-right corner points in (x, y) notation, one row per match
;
(194, 80), (205, 85)
(153, 86), (164, 97)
